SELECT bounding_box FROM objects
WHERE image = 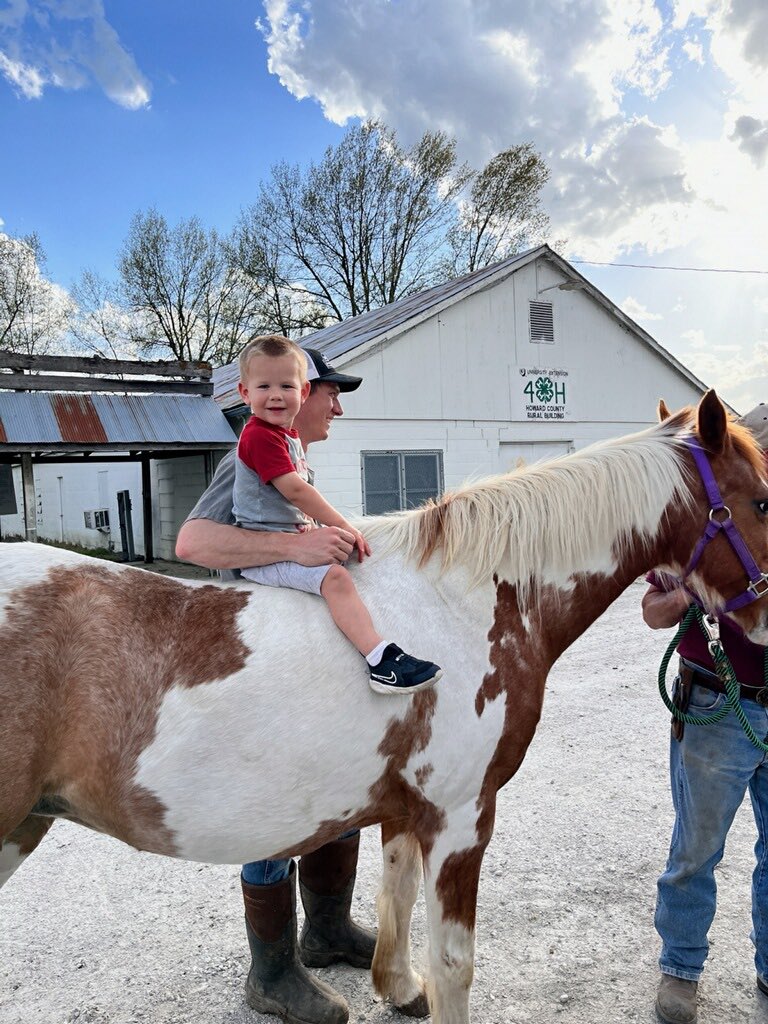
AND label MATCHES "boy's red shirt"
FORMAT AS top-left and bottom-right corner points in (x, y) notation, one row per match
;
(238, 416), (307, 484)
